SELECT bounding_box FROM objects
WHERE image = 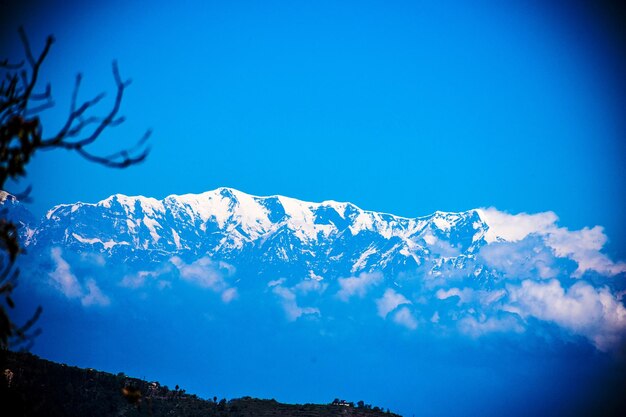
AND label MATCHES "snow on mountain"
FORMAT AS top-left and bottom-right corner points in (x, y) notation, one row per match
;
(0, 191), (37, 245)
(14, 186), (623, 286)
(4, 187), (626, 351)
(4, 187), (488, 280)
